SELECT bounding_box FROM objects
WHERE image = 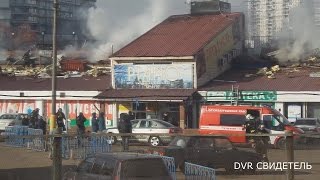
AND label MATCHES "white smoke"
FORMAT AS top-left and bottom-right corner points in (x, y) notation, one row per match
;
(275, 3), (320, 63)
(86, 0), (188, 61)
